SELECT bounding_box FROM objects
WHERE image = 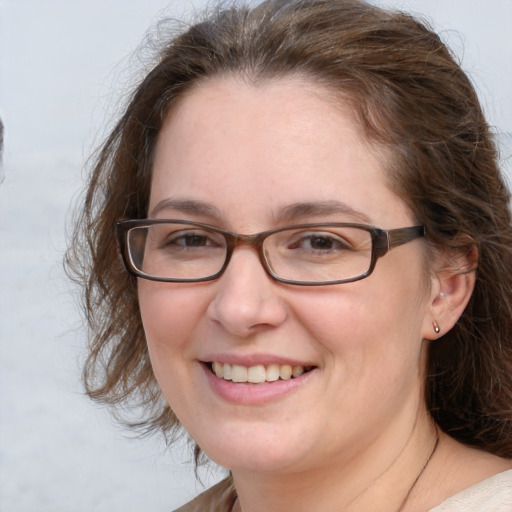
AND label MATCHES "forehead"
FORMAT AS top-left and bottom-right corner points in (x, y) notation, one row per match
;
(150, 76), (411, 229)
(162, 74), (367, 153)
